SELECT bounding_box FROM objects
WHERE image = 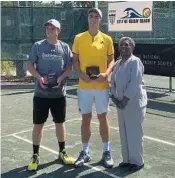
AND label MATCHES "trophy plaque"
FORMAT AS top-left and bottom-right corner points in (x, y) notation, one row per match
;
(86, 66), (100, 80)
(43, 73), (57, 88)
